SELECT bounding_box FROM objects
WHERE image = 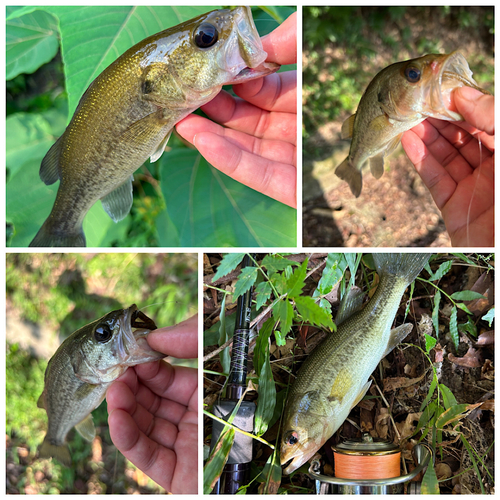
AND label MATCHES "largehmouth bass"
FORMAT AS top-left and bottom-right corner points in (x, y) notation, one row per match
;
(37, 305), (165, 466)
(280, 253), (430, 475)
(336, 51), (491, 197)
(29, 7), (279, 247)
